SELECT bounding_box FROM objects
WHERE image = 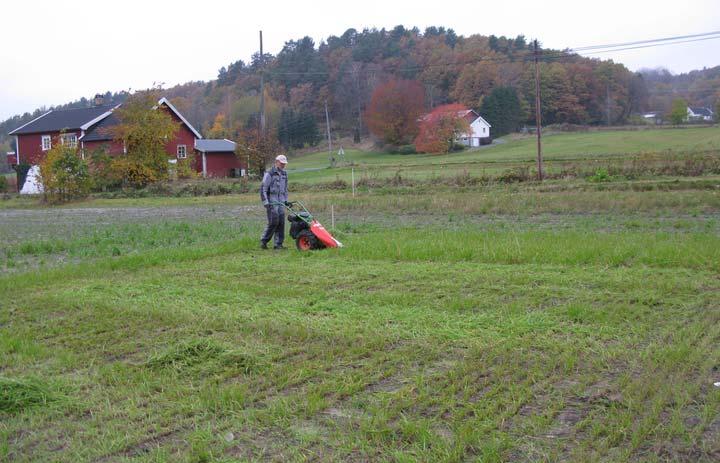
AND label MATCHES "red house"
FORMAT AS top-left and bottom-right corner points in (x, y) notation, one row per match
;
(9, 96), (245, 178)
